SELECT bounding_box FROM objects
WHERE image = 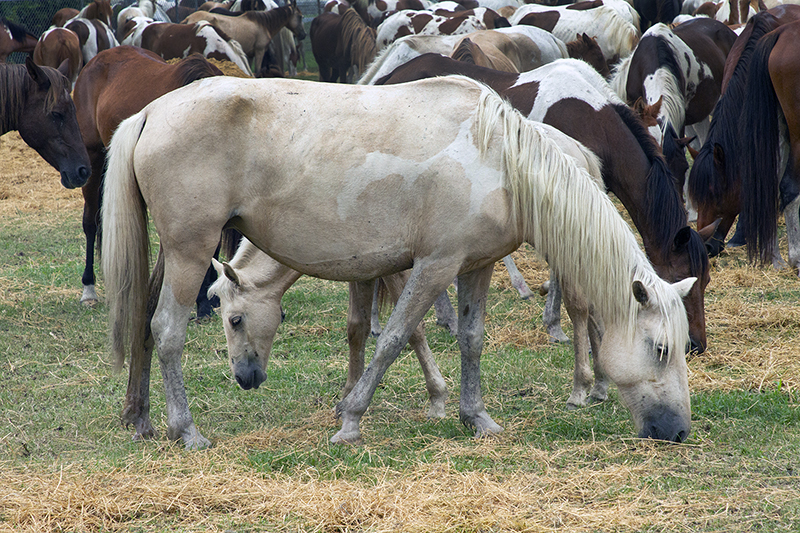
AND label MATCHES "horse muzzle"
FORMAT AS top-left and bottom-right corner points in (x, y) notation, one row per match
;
(60, 164), (91, 189)
(637, 405), (691, 443)
(233, 359), (267, 390)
